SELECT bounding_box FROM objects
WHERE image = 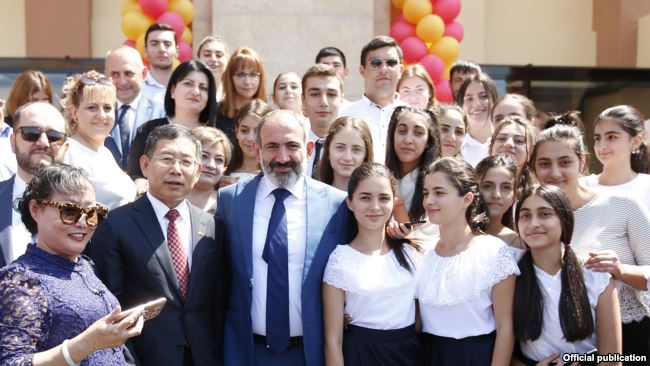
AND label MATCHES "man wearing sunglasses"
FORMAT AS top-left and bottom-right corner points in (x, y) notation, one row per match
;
(0, 102), (68, 267)
(339, 36), (405, 164)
